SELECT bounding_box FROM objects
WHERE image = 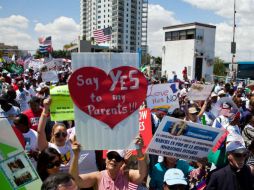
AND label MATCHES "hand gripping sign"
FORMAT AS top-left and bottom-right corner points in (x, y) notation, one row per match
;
(68, 66), (147, 129)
